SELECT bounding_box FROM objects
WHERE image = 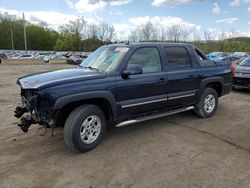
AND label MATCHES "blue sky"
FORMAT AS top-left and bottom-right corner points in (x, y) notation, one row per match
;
(0, 0), (249, 40)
